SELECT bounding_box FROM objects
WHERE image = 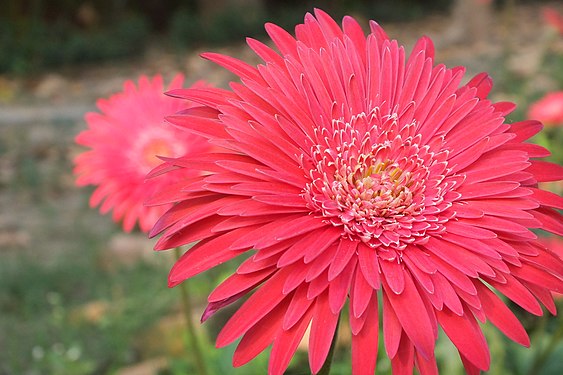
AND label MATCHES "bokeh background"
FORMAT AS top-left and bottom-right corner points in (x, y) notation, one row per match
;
(1, 0), (562, 374)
